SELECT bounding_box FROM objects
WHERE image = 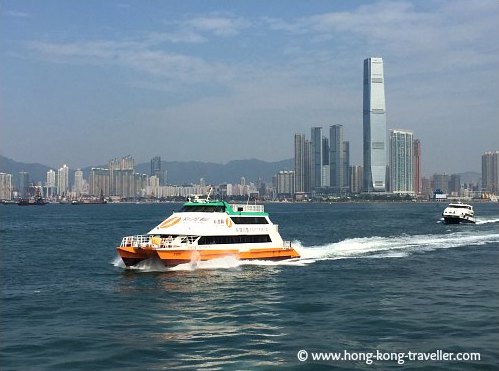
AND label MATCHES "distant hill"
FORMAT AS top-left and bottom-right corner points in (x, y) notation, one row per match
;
(135, 158), (293, 184)
(0, 155), (52, 184)
(0, 155), (293, 185)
